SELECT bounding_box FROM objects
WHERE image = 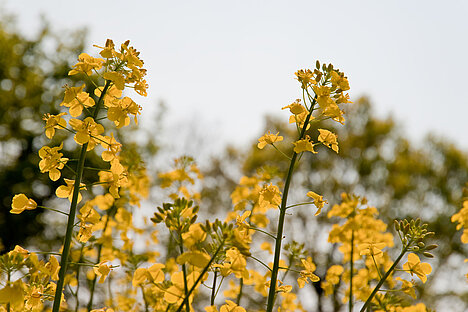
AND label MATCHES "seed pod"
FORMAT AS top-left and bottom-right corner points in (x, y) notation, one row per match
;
(418, 242), (425, 248)
(423, 252), (434, 258)
(425, 244), (438, 251)
(394, 220), (400, 231)
(316, 60), (320, 70)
